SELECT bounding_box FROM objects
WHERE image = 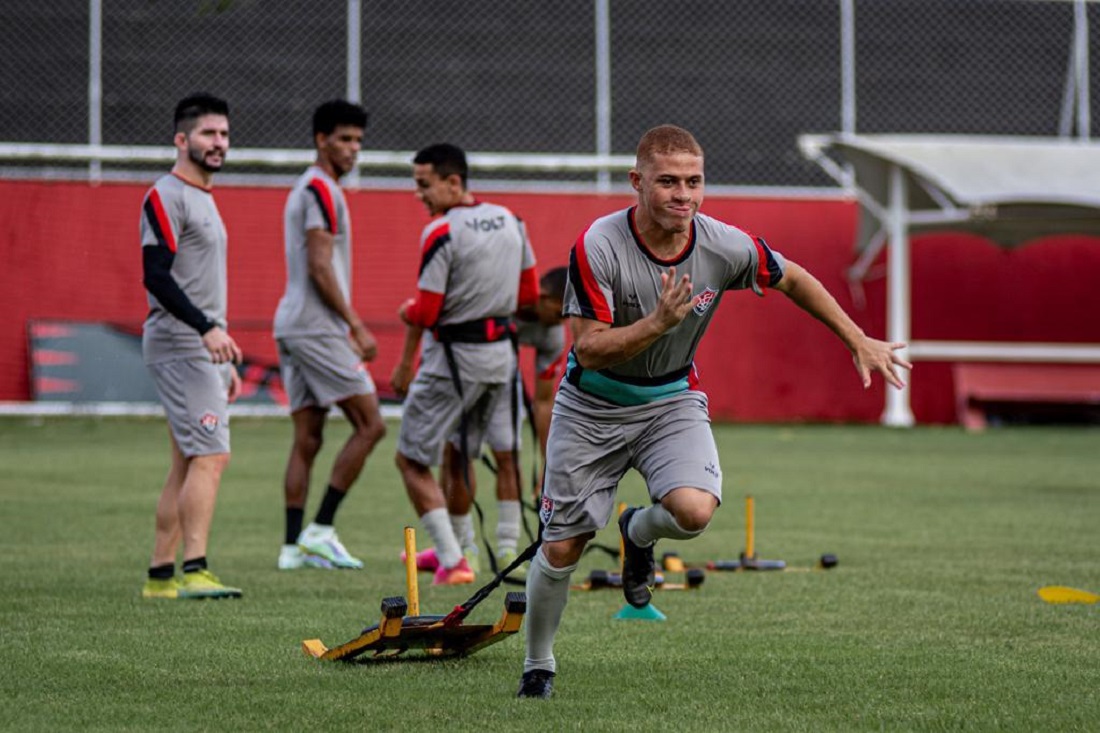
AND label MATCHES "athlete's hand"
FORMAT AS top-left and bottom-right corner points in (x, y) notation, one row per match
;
(397, 298), (415, 325)
(651, 266), (698, 332)
(851, 337), (911, 390)
(203, 327), (242, 364)
(390, 362), (414, 398)
(350, 322), (378, 362)
(227, 366), (242, 403)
